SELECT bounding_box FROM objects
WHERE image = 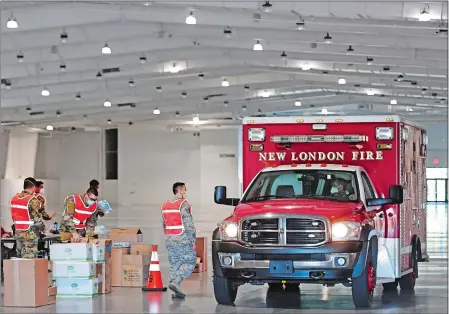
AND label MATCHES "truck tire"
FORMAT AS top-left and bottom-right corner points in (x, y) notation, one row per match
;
(213, 275), (238, 305)
(352, 245), (376, 308)
(382, 280), (398, 290)
(399, 247), (417, 290)
(268, 283), (299, 292)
